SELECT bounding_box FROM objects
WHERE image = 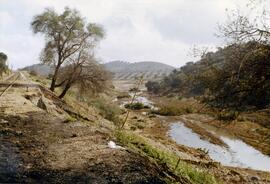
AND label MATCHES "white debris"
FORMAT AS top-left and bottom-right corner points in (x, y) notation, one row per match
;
(108, 141), (125, 149)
